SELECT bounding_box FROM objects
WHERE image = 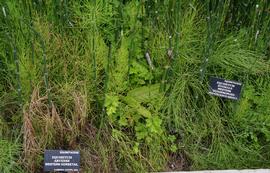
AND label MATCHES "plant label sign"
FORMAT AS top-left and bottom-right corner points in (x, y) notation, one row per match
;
(209, 77), (242, 100)
(44, 150), (80, 172)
